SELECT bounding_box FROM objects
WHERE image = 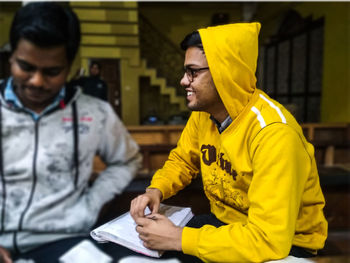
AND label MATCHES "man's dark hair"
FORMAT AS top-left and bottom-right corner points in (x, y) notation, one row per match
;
(90, 60), (101, 69)
(180, 31), (203, 51)
(10, 2), (81, 63)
